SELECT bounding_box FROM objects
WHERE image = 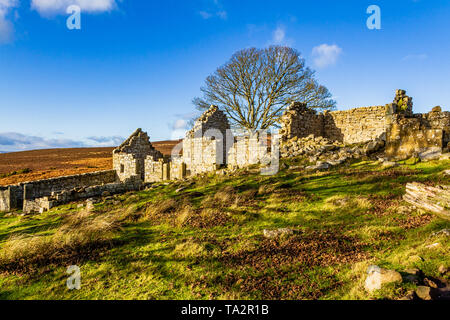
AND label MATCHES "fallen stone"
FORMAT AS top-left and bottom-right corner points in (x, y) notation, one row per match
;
(424, 278), (438, 289)
(419, 148), (442, 162)
(415, 286), (433, 300)
(425, 242), (441, 249)
(306, 162), (330, 171)
(439, 153), (450, 160)
(382, 161), (398, 169)
(364, 265), (403, 292)
(438, 265), (448, 275)
(398, 290), (416, 300)
(431, 229), (450, 237)
(263, 228), (296, 239)
(175, 187), (186, 193)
